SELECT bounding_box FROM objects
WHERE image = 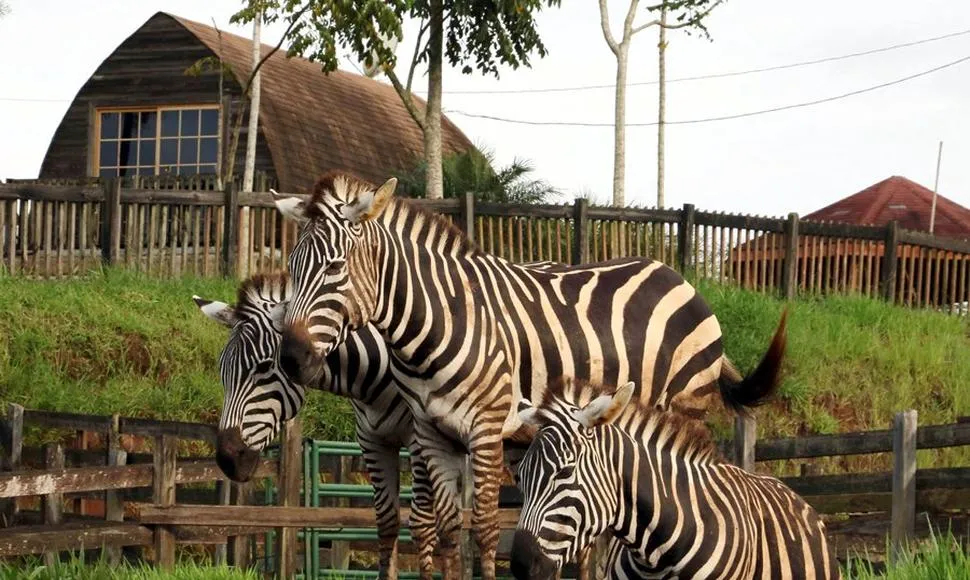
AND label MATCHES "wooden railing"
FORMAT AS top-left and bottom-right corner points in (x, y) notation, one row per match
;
(5, 180), (970, 314)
